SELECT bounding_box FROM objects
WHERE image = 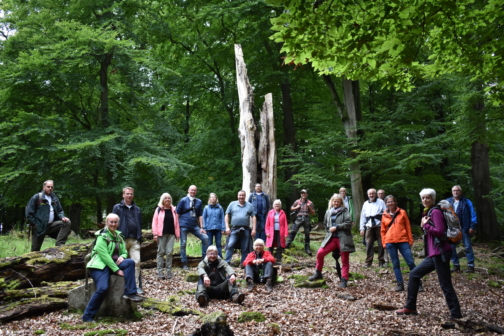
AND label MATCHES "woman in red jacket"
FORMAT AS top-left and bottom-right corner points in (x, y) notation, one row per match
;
(381, 195), (421, 292)
(265, 199), (289, 263)
(152, 193), (180, 280)
(243, 239), (276, 292)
